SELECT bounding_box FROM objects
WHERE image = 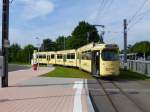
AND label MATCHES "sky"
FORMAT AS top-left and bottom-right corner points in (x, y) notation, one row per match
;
(0, 0), (150, 49)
